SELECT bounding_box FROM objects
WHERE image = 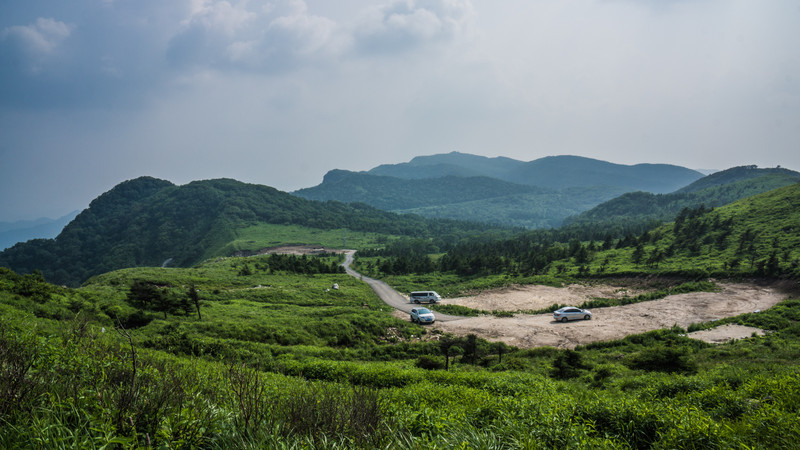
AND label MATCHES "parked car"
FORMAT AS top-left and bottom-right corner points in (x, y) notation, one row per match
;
(410, 307), (436, 324)
(553, 307), (592, 322)
(409, 291), (442, 304)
